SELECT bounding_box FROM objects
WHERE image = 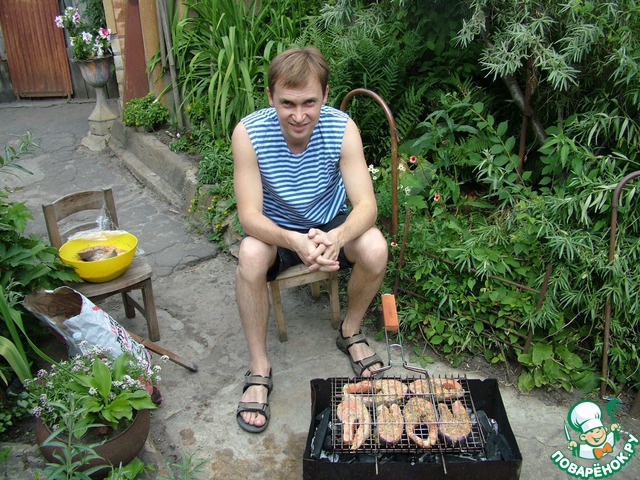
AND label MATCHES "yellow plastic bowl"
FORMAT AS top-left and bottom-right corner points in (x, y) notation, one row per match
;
(58, 232), (138, 283)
